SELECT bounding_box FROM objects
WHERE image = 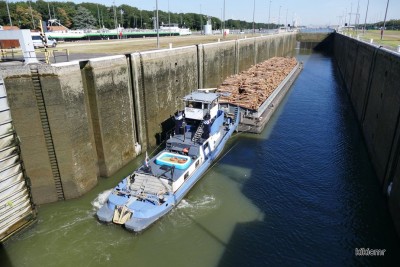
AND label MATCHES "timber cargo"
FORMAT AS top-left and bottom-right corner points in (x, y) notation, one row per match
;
(217, 57), (303, 133)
